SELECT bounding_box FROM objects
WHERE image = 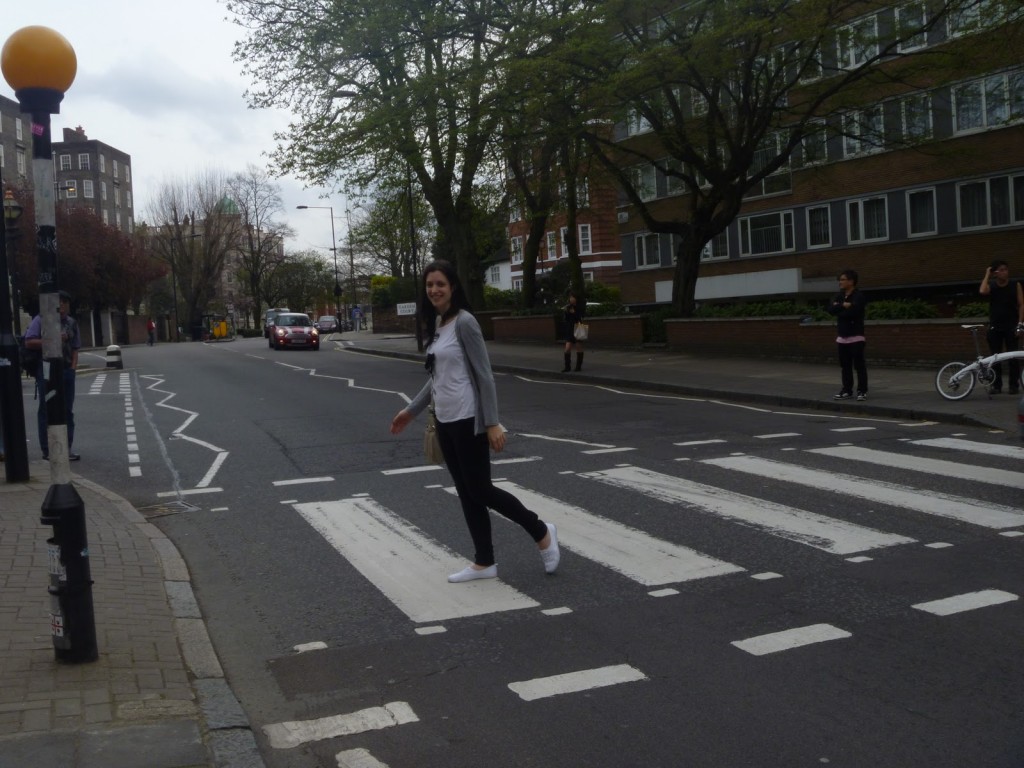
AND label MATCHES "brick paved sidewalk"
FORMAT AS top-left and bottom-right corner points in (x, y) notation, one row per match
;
(0, 462), (261, 768)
